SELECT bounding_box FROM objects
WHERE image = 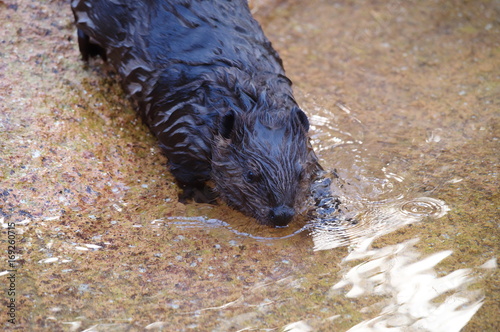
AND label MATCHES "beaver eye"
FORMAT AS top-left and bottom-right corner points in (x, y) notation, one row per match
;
(245, 171), (257, 183)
